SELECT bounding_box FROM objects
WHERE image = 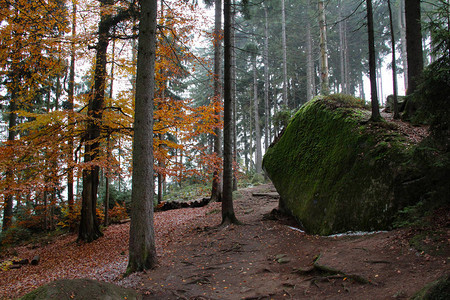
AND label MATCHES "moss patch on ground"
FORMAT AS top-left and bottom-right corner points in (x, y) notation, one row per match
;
(263, 94), (417, 235)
